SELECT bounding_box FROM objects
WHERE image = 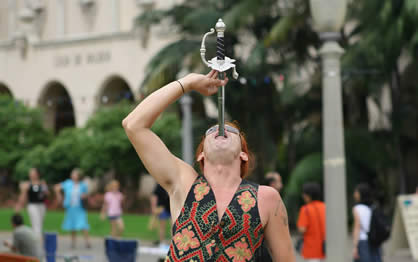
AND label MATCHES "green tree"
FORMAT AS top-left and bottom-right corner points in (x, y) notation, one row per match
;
(16, 128), (85, 183)
(81, 103), (182, 181)
(15, 102), (182, 186)
(343, 0), (418, 194)
(0, 96), (51, 181)
(135, 0), (418, 219)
